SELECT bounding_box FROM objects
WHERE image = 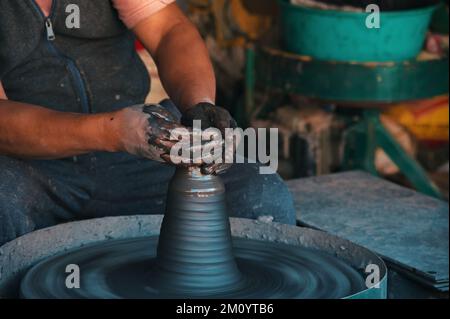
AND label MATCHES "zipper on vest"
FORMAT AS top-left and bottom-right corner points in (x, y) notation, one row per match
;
(30, 0), (91, 114)
(44, 18), (56, 41)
